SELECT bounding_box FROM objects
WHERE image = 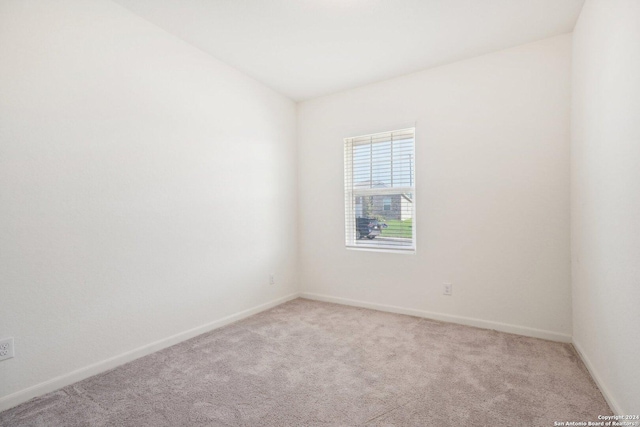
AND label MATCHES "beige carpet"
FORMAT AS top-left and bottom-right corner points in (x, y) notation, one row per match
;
(0, 298), (611, 426)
